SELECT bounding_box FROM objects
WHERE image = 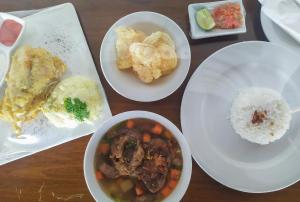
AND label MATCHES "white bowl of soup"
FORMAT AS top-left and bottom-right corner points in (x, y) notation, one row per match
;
(84, 111), (192, 202)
